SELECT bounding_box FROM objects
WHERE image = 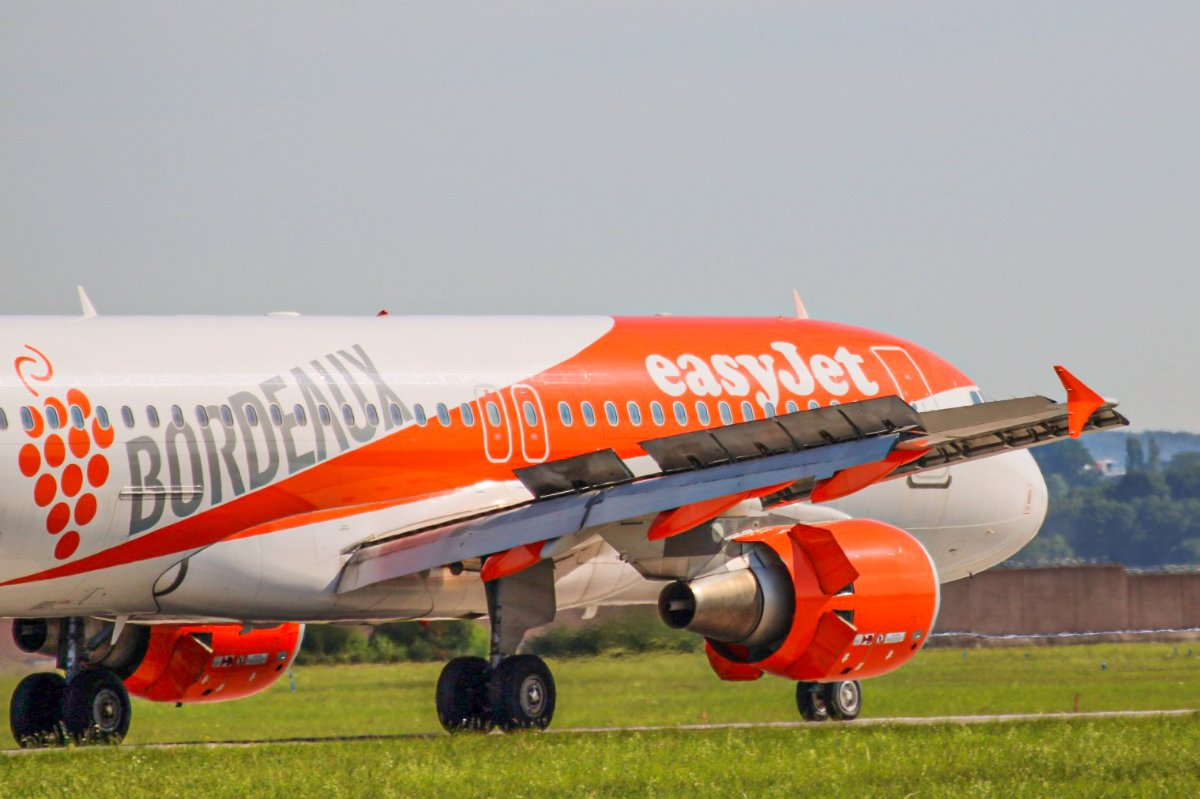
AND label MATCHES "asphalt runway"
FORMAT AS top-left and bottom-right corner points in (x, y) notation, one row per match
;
(4, 708), (1194, 755)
